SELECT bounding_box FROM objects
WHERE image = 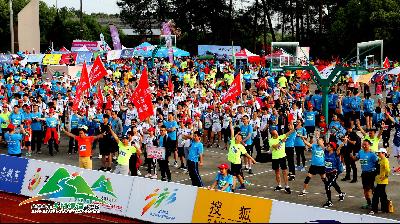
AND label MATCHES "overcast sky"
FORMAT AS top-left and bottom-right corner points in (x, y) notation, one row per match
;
(41, 0), (120, 14)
